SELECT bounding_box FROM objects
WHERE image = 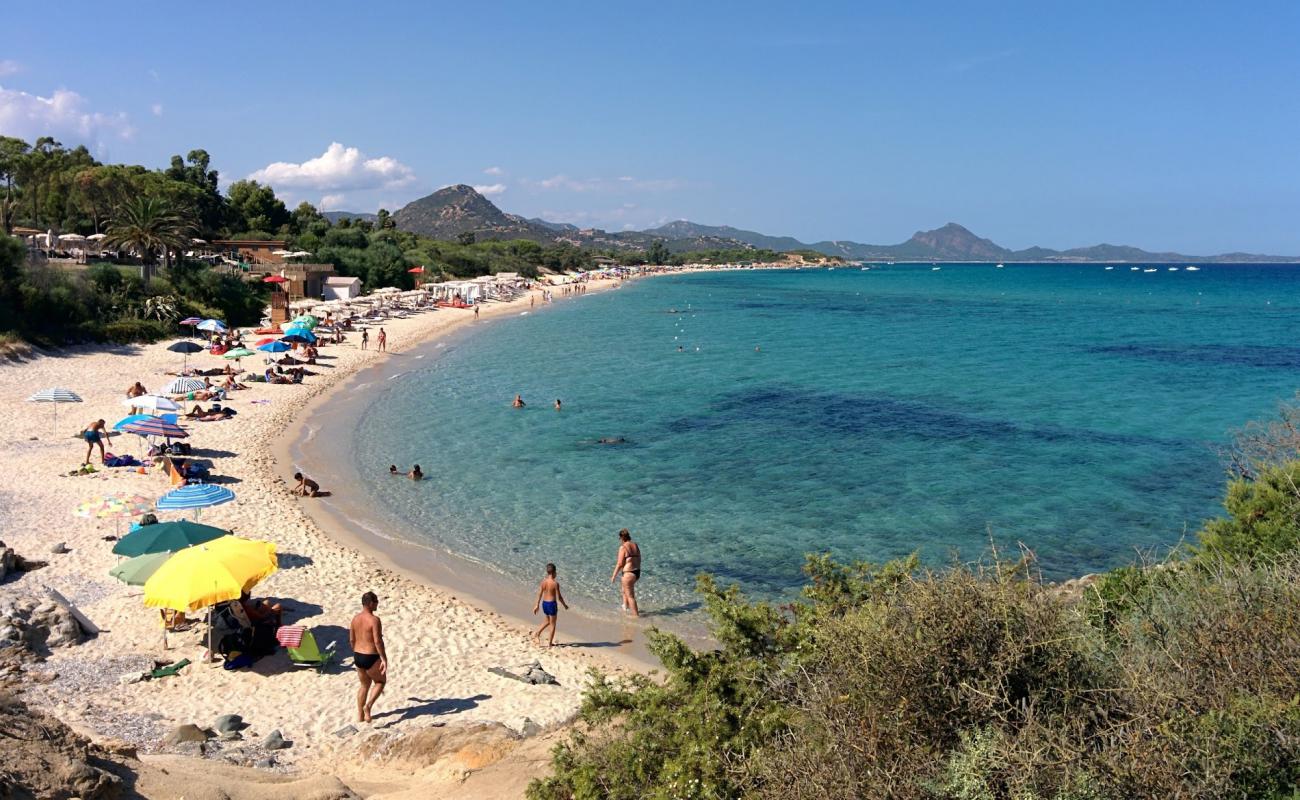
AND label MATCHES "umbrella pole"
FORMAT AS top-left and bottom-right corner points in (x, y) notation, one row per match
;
(207, 606), (215, 666)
